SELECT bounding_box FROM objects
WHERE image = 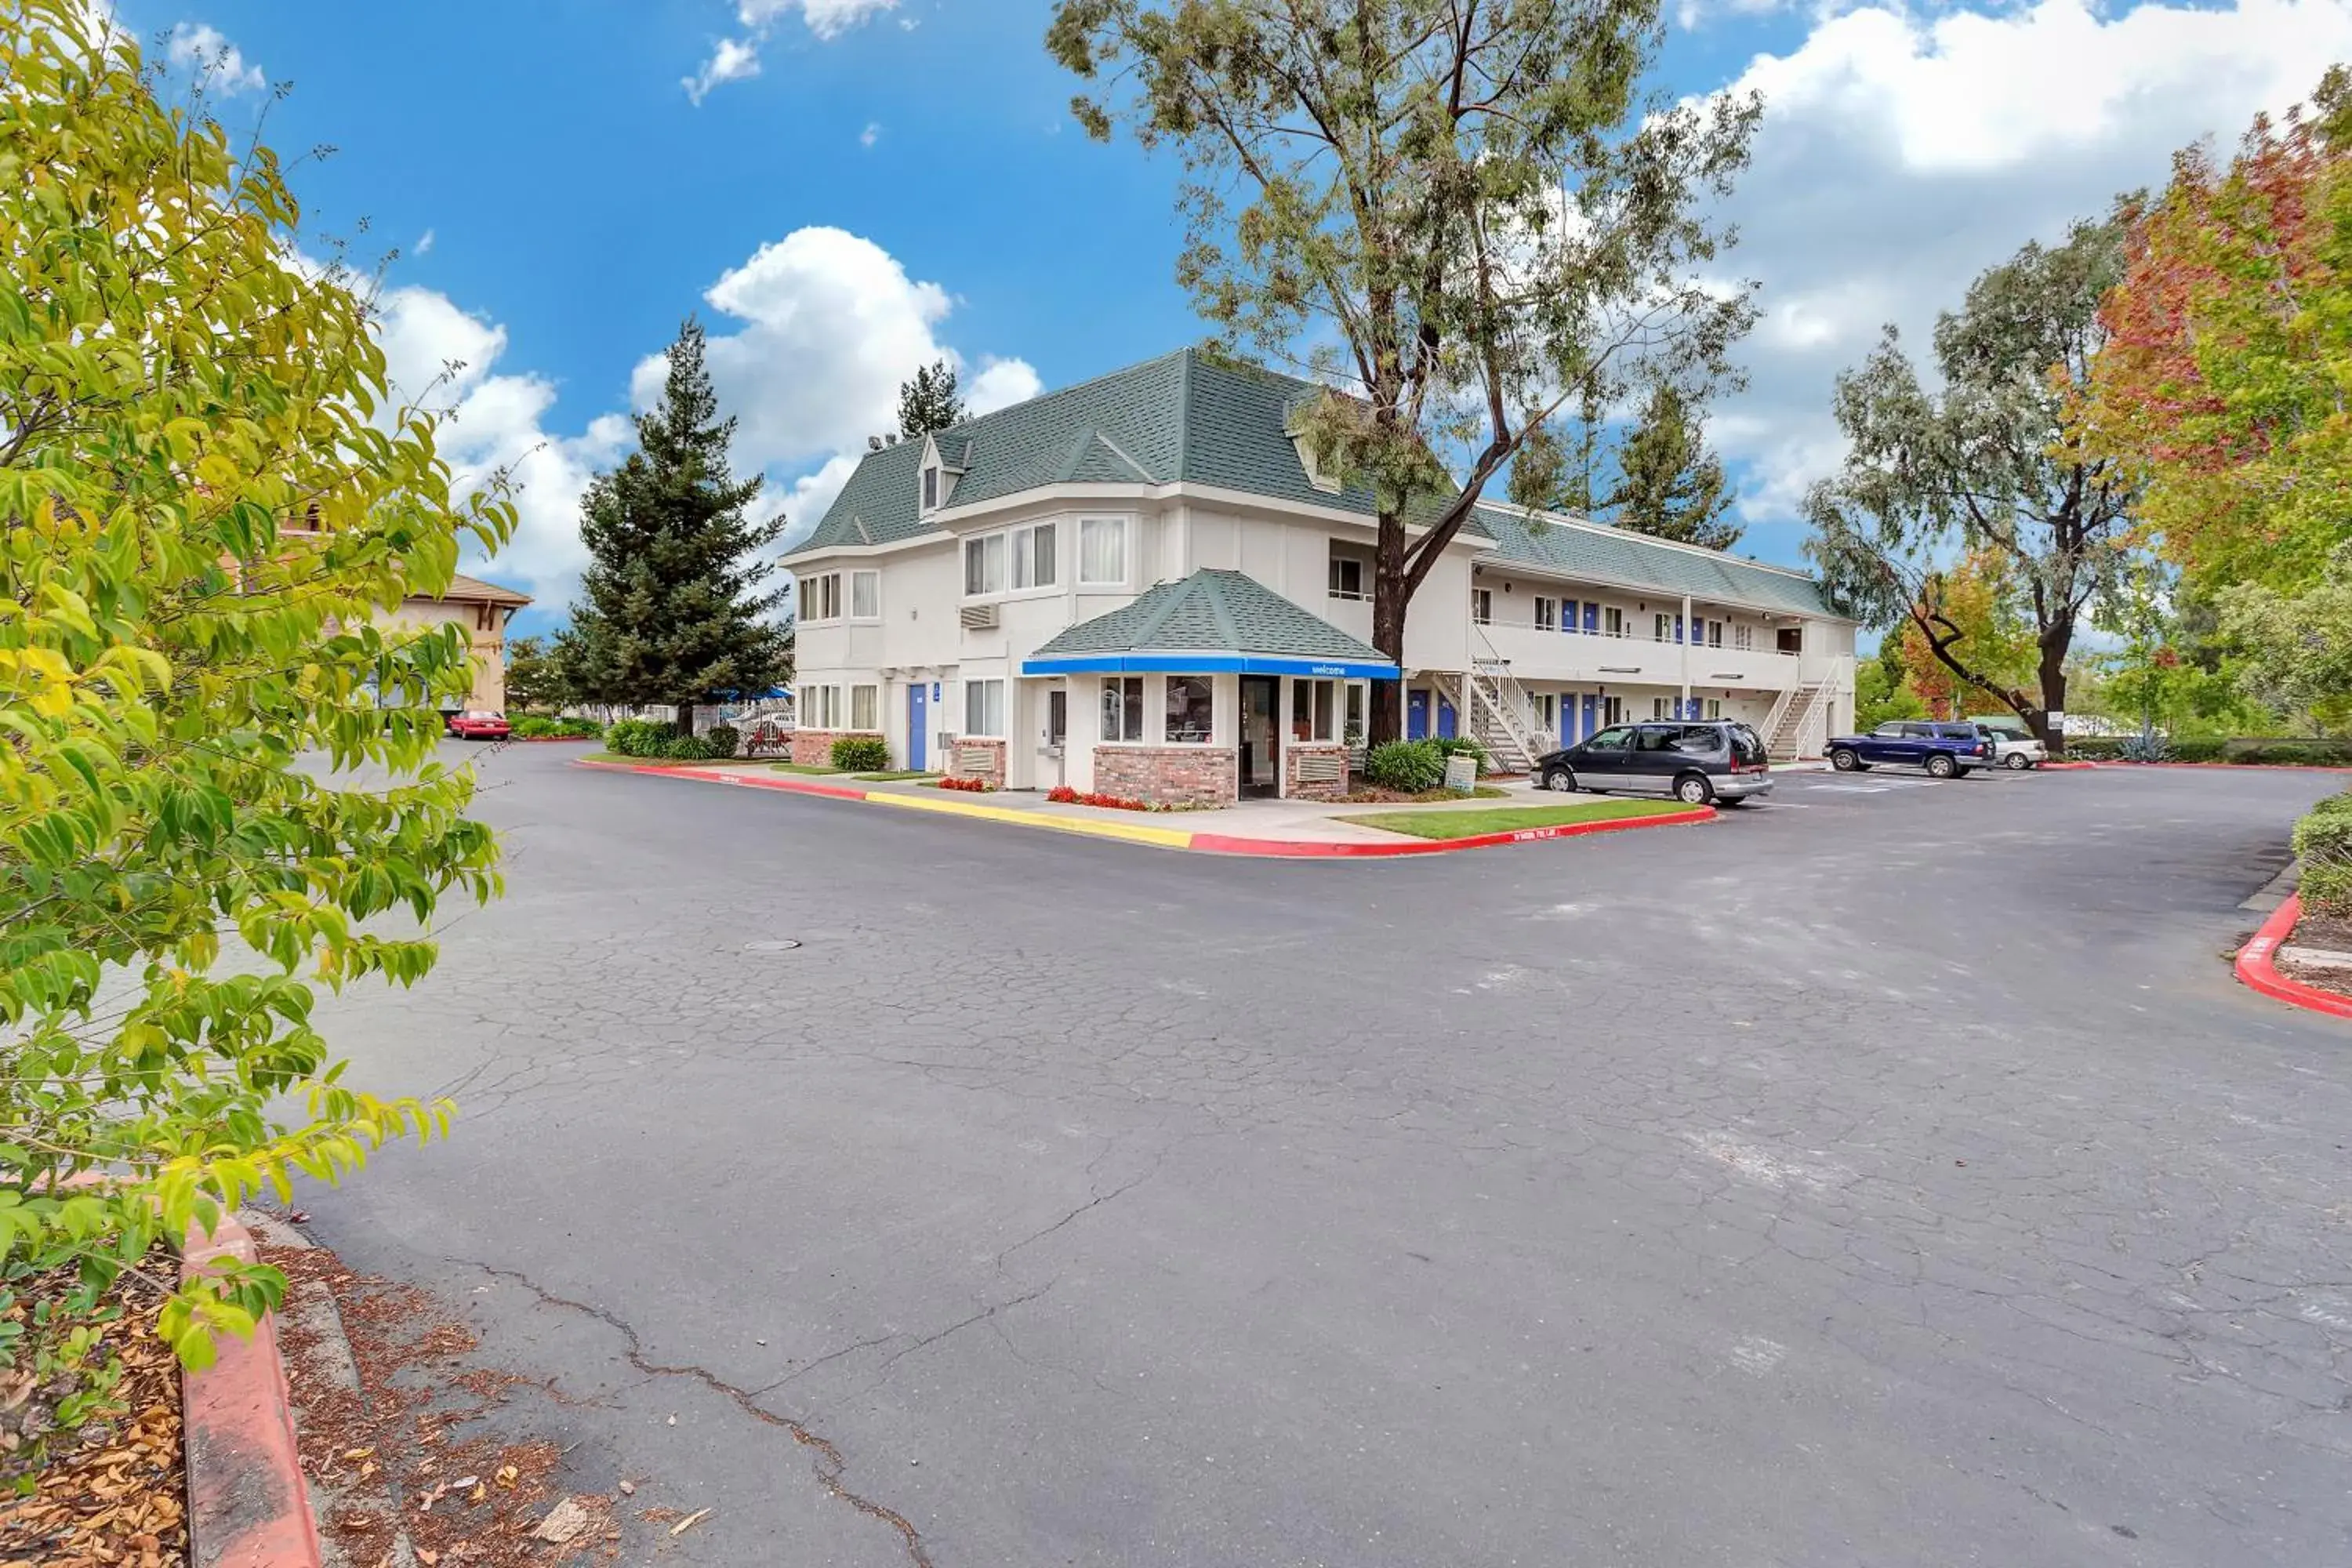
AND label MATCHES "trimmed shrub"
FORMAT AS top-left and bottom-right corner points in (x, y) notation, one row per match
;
(2065, 736), (2125, 760)
(511, 714), (600, 739)
(702, 724), (739, 758)
(661, 733), (719, 761)
(2165, 736), (2227, 763)
(2295, 799), (2352, 914)
(2231, 739), (2352, 766)
(1432, 734), (1492, 773)
(1365, 739), (1447, 793)
(604, 718), (670, 758)
(831, 735), (891, 772)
